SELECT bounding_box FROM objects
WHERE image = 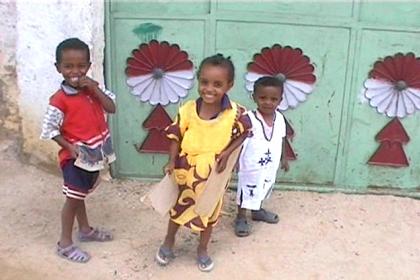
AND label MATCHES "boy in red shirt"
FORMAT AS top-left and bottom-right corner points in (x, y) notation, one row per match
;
(41, 38), (116, 263)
